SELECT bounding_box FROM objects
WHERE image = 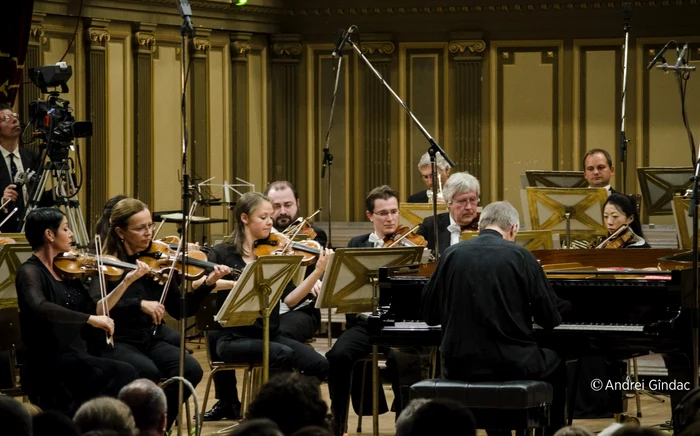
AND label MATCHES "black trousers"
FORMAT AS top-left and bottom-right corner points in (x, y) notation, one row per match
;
(104, 325), (203, 429)
(211, 331), (329, 404)
(444, 348), (566, 436)
(26, 351), (138, 416)
(325, 323), (424, 436)
(279, 307), (320, 343)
